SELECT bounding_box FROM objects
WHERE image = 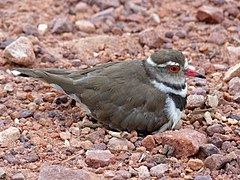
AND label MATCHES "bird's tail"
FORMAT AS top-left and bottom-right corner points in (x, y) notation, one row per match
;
(12, 68), (75, 95)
